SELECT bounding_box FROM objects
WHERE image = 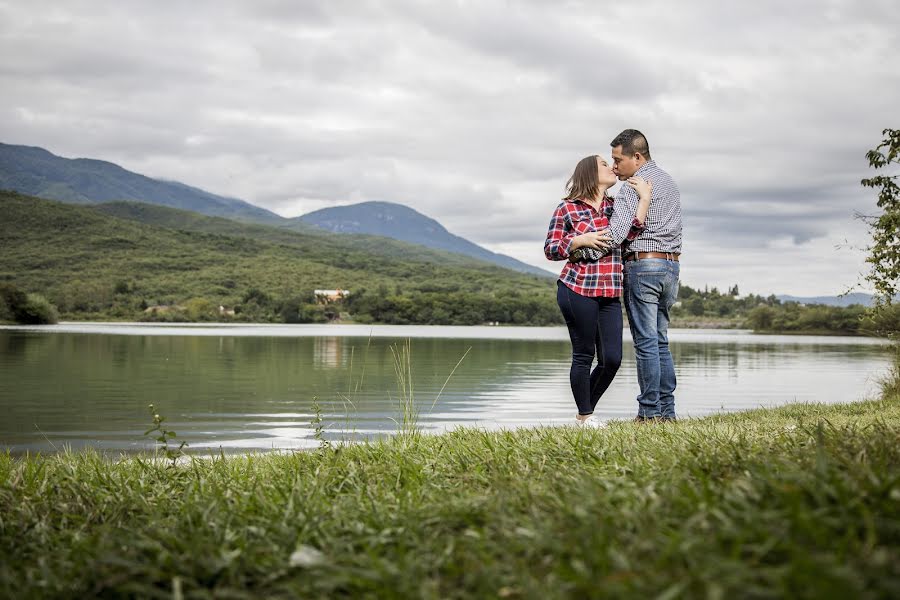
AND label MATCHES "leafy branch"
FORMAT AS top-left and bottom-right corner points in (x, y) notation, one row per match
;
(860, 128), (900, 307)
